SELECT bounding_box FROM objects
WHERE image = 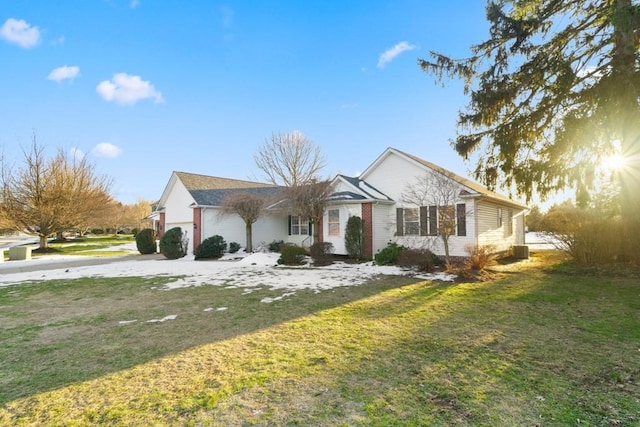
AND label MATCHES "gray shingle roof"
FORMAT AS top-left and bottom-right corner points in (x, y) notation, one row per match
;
(190, 187), (284, 207)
